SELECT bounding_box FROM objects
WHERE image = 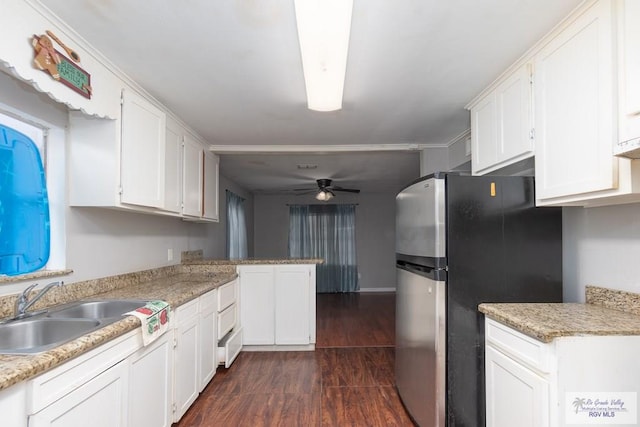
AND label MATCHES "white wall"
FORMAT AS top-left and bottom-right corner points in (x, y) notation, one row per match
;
(563, 204), (640, 302)
(253, 192), (397, 291)
(0, 70), (253, 295)
(420, 131), (471, 176)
